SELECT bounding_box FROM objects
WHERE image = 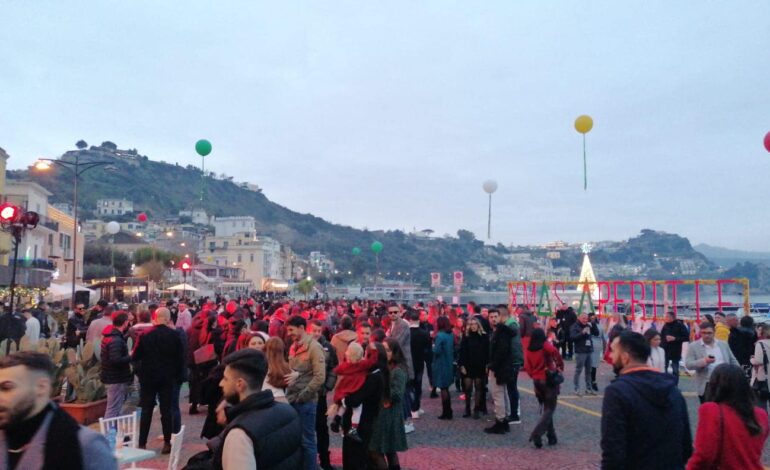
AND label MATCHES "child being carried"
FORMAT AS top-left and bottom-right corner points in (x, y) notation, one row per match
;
(328, 342), (378, 443)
